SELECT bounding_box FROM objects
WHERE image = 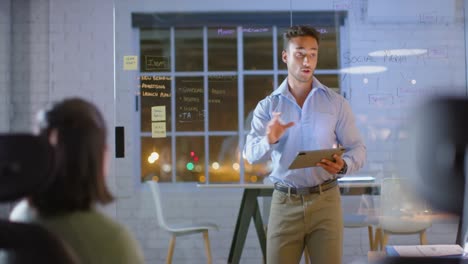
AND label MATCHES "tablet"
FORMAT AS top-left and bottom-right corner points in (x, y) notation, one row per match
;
(288, 148), (346, 170)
